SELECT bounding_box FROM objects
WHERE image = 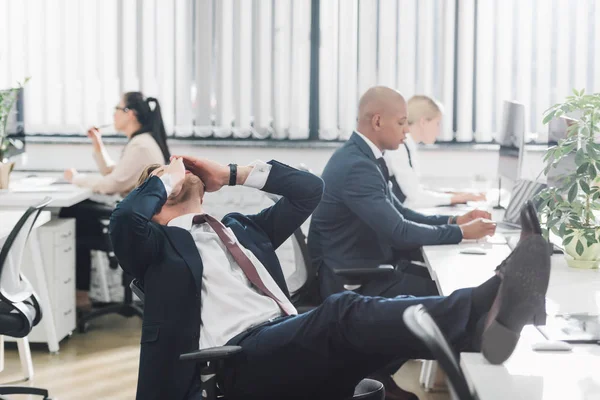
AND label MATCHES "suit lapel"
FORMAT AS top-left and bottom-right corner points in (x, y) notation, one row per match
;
(164, 227), (204, 296)
(349, 132), (390, 194)
(350, 132), (378, 163)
